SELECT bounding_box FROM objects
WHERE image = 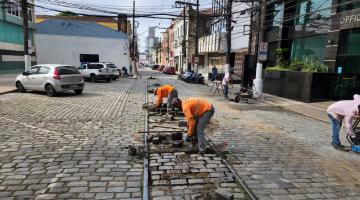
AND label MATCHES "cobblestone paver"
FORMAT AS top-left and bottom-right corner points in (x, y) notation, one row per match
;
(0, 78), (145, 199)
(152, 70), (360, 200)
